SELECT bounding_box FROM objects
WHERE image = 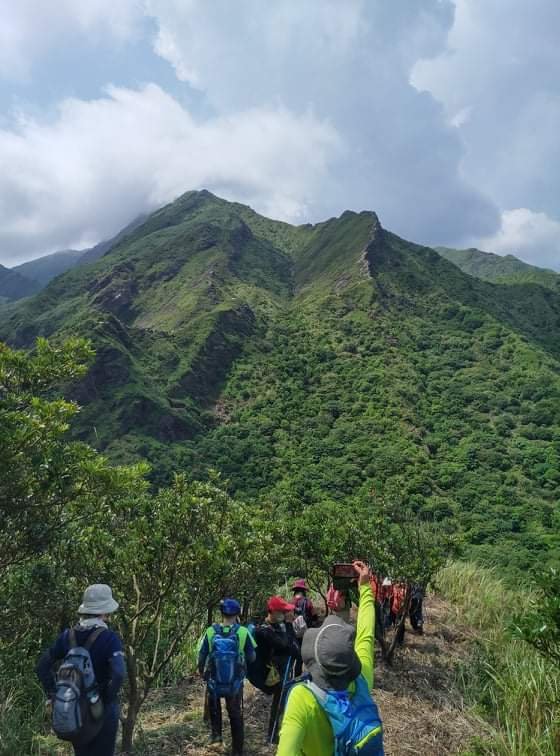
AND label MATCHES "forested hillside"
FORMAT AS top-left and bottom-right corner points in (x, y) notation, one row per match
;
(1, 190), (559, 575)
(437, 246), (560, 292)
